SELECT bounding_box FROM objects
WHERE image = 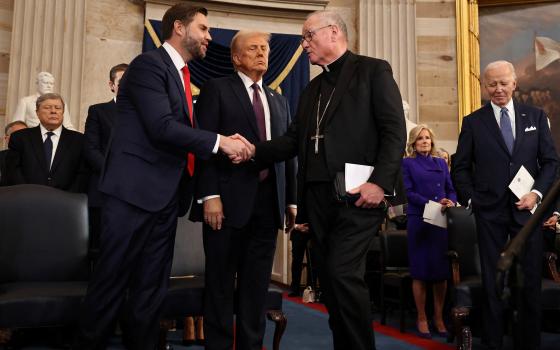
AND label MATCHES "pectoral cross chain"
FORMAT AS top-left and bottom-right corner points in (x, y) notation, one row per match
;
(311, 87), (336, 155)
